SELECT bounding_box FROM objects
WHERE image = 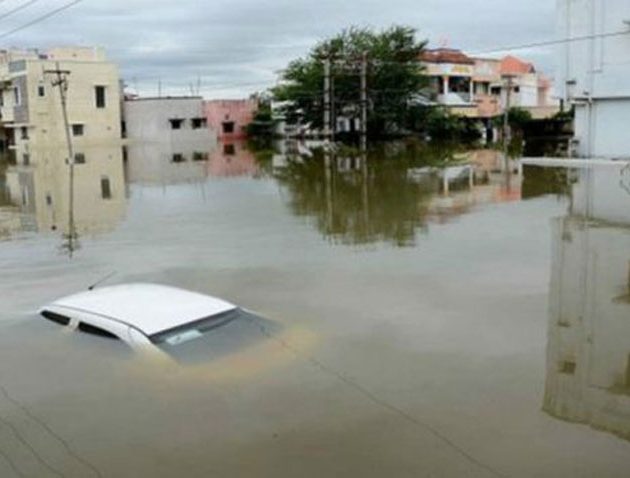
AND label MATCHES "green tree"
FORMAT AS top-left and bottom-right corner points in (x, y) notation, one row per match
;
(273, 26), (427, 137)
